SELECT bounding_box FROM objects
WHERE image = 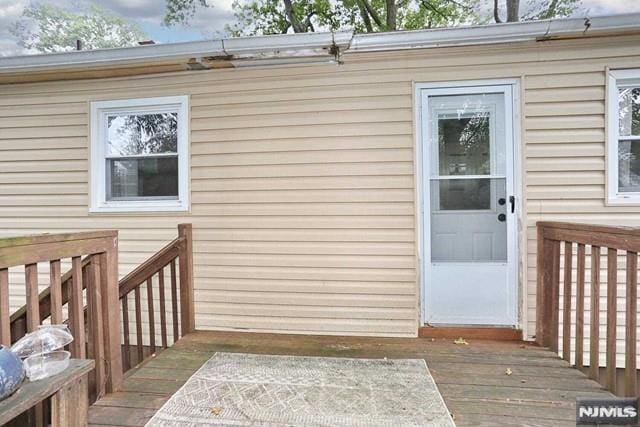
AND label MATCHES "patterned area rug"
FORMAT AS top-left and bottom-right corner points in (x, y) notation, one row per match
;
(146, 353), (455, 427)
